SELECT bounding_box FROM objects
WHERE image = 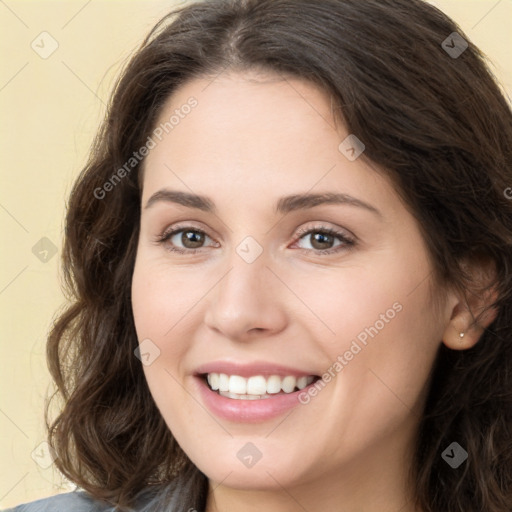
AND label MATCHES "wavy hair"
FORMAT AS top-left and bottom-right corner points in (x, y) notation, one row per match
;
(45, 0), (512, 510)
